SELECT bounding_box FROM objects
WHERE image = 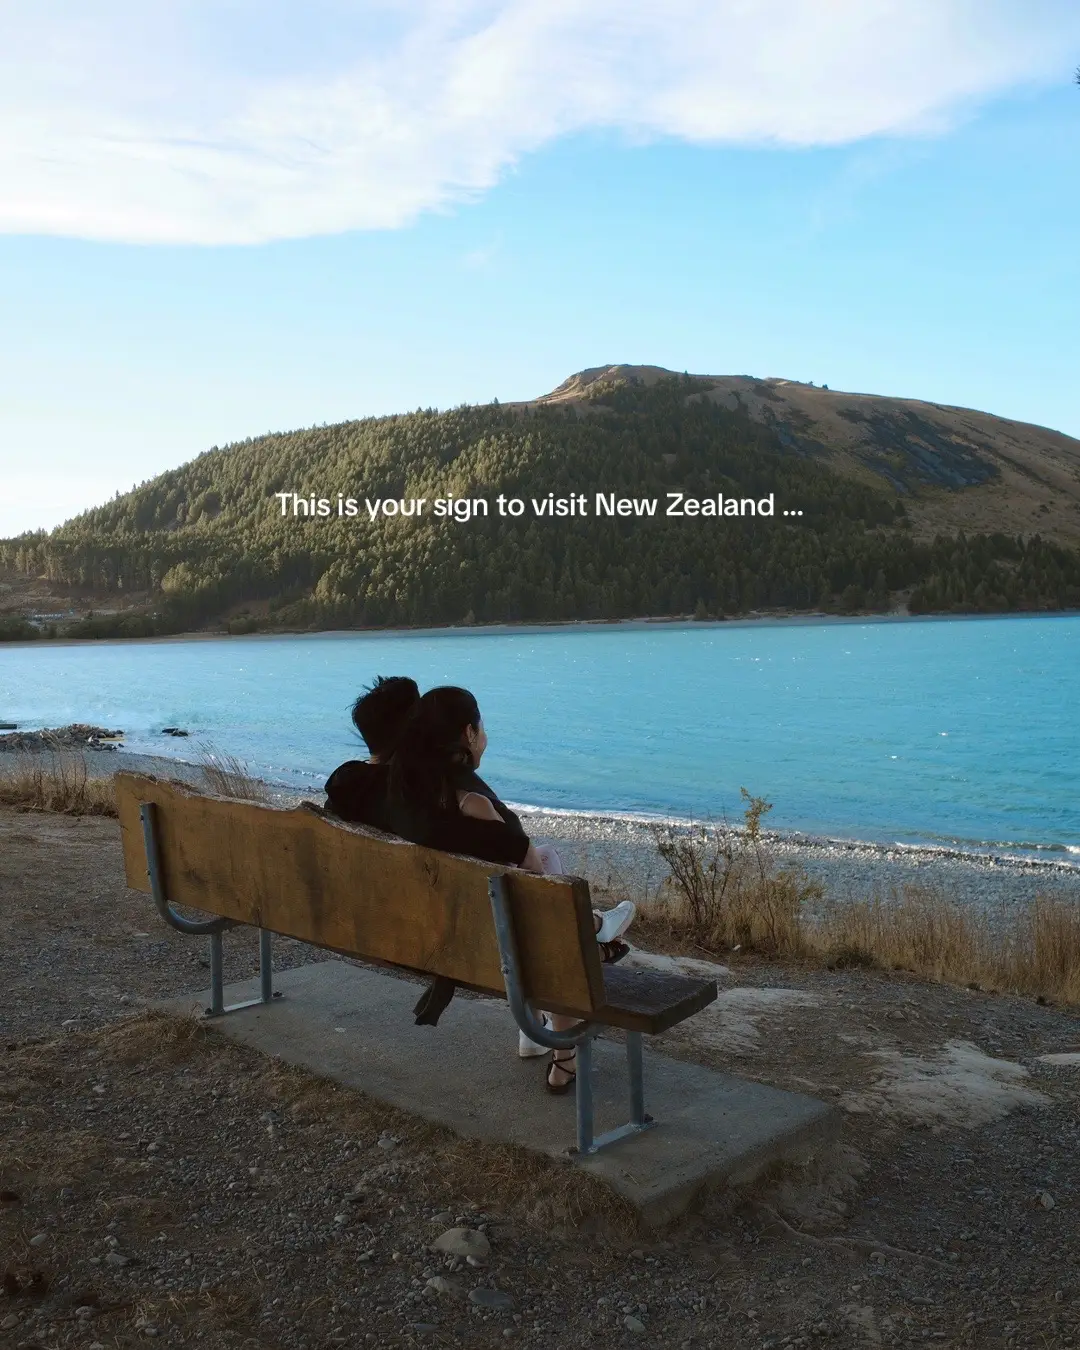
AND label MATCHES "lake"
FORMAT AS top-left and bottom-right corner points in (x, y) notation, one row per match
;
(1, 615), (1078, 857)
